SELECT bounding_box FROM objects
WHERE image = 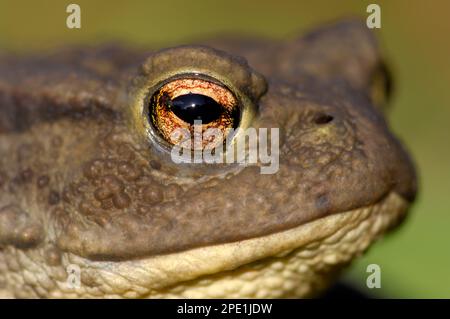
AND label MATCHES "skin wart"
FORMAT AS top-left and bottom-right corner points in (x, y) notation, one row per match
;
(0, 20), (417, 298)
